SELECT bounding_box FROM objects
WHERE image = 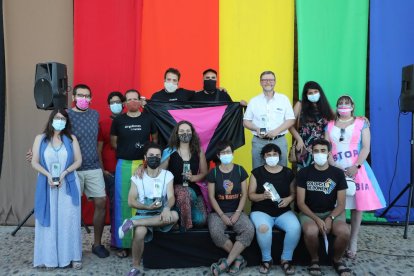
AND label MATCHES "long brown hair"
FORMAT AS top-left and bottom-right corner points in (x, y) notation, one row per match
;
(168, 120), (200, 155)
(42, 108), (73, 141)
